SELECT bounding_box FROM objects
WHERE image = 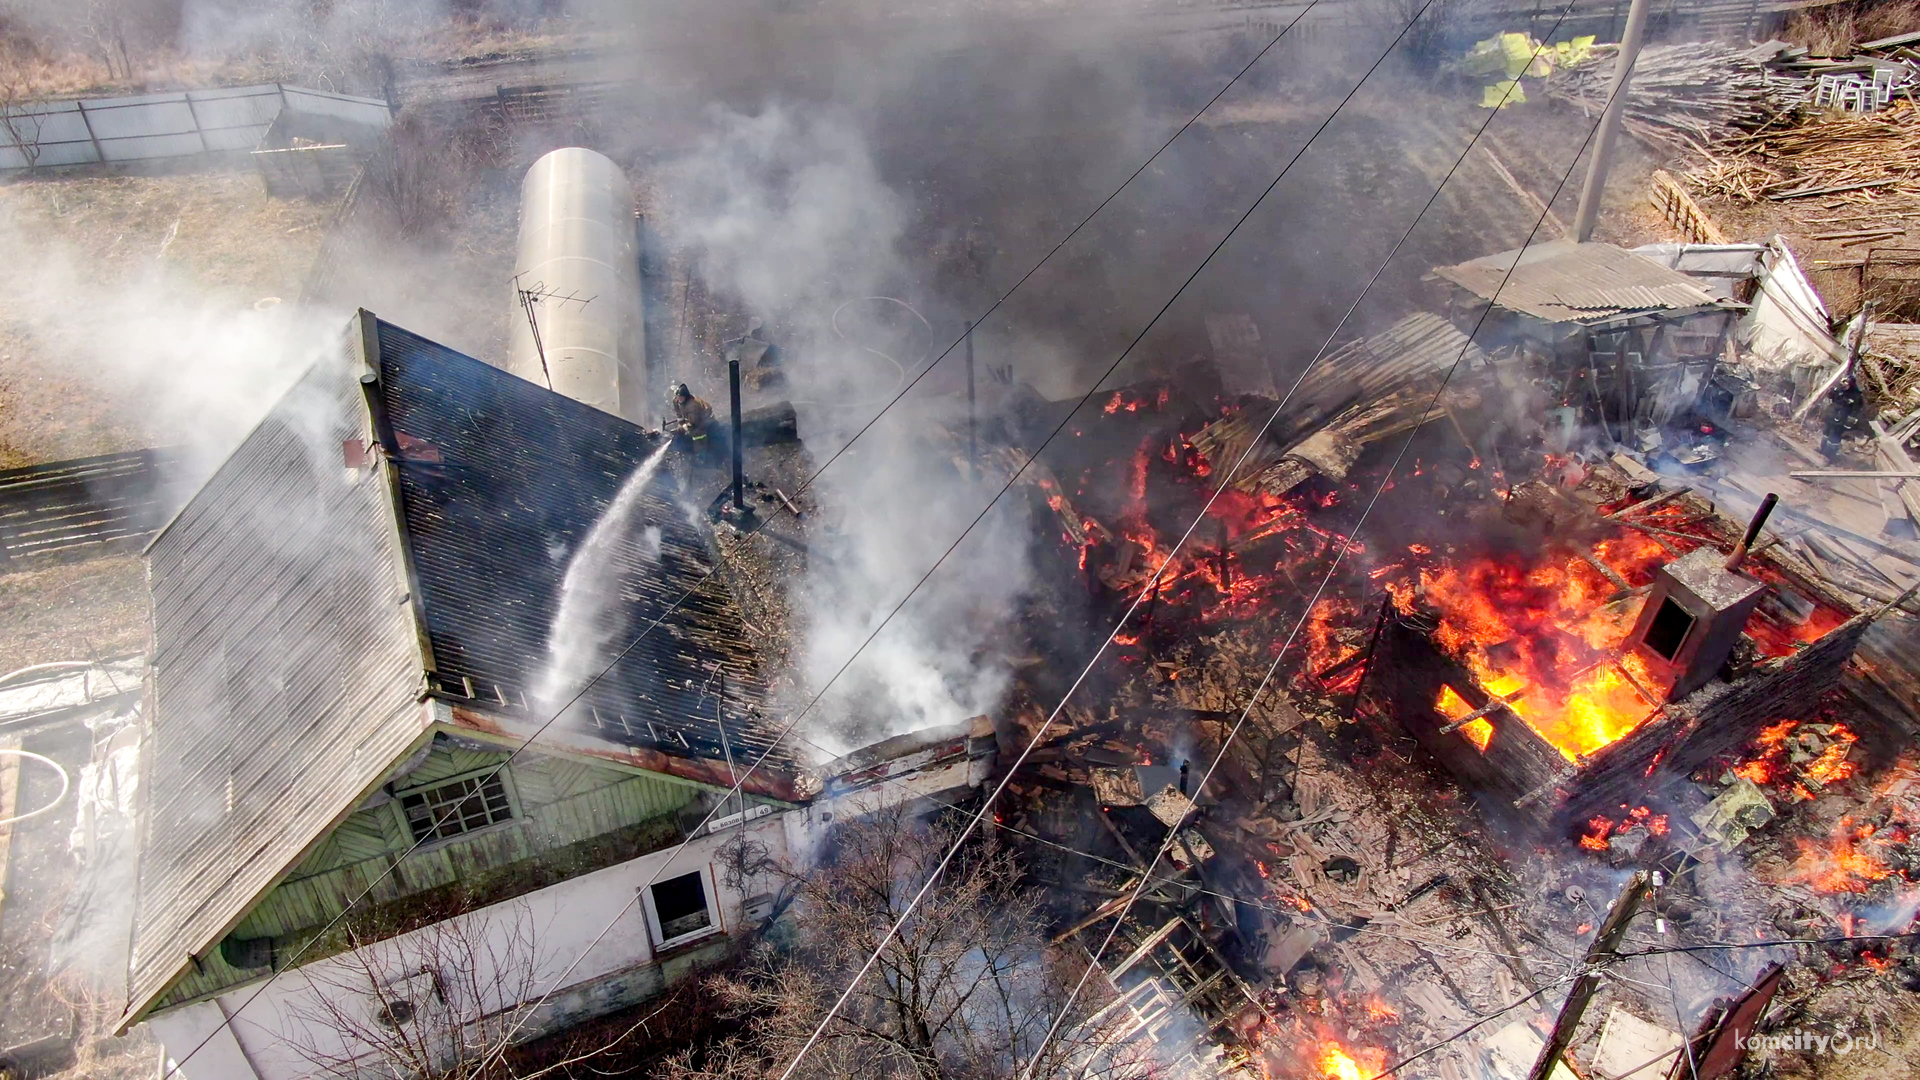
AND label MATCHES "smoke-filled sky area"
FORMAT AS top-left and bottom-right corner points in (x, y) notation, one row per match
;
(571, 0), (1593, 747)
(0, 0), (1605, 750)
